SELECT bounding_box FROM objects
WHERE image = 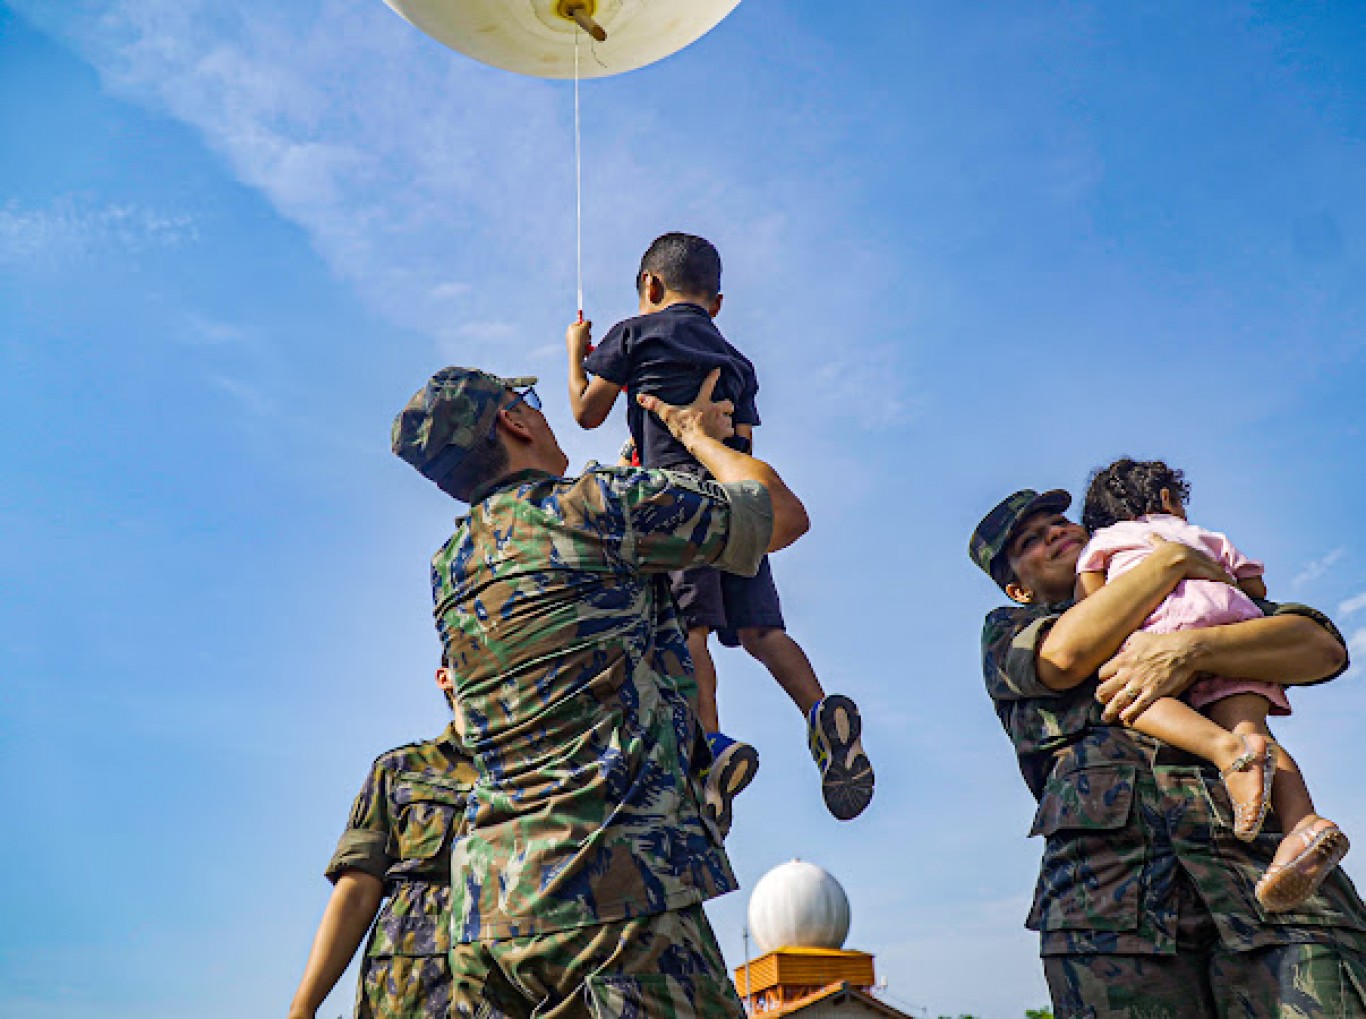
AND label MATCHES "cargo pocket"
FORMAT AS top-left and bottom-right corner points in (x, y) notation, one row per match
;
(1027, 764), (1144, 934)
(585, 972), (744, 1019)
